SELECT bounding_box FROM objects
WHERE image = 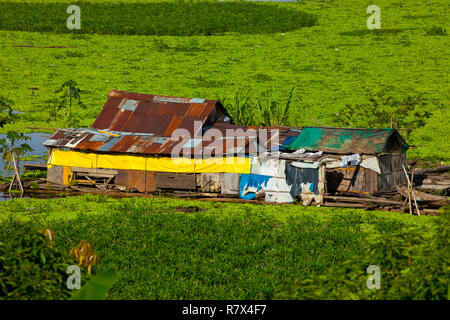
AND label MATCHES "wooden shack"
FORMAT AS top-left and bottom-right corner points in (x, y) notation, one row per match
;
(43, 90), (409, 203)
(284, 127), (409, 195)
(43, 90), (250, 192)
